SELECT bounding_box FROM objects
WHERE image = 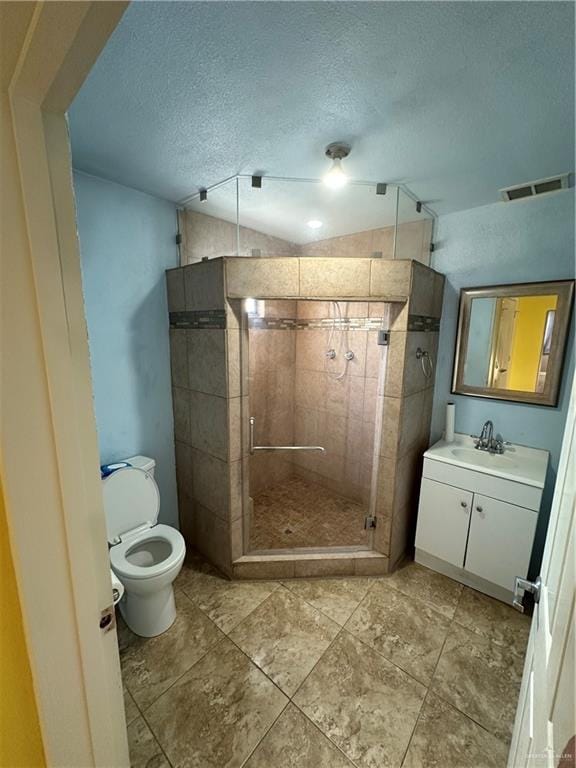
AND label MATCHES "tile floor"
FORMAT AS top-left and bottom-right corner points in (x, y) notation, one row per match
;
(250, 477), (369, 551)
(120, 553), (530, 768)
